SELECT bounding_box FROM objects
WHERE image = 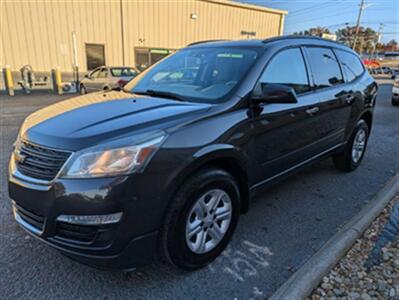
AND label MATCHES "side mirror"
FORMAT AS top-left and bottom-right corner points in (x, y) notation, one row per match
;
(84, 74), (89, 79)
(252, 83), (298, 104)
